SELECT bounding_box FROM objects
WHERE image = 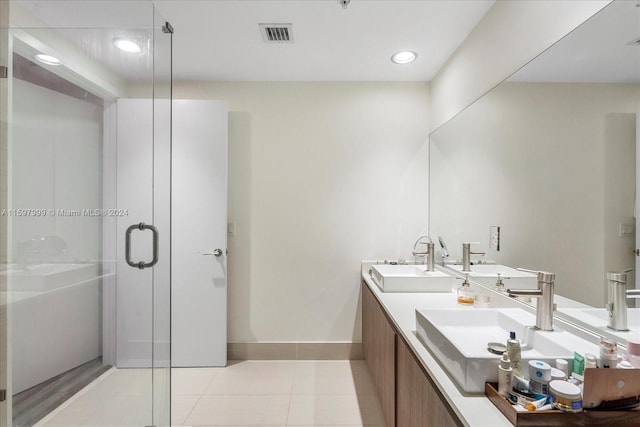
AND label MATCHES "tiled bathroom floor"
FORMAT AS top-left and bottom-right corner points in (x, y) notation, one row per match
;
(36, 360), (385, 427)
(172, 360), (385, 427)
